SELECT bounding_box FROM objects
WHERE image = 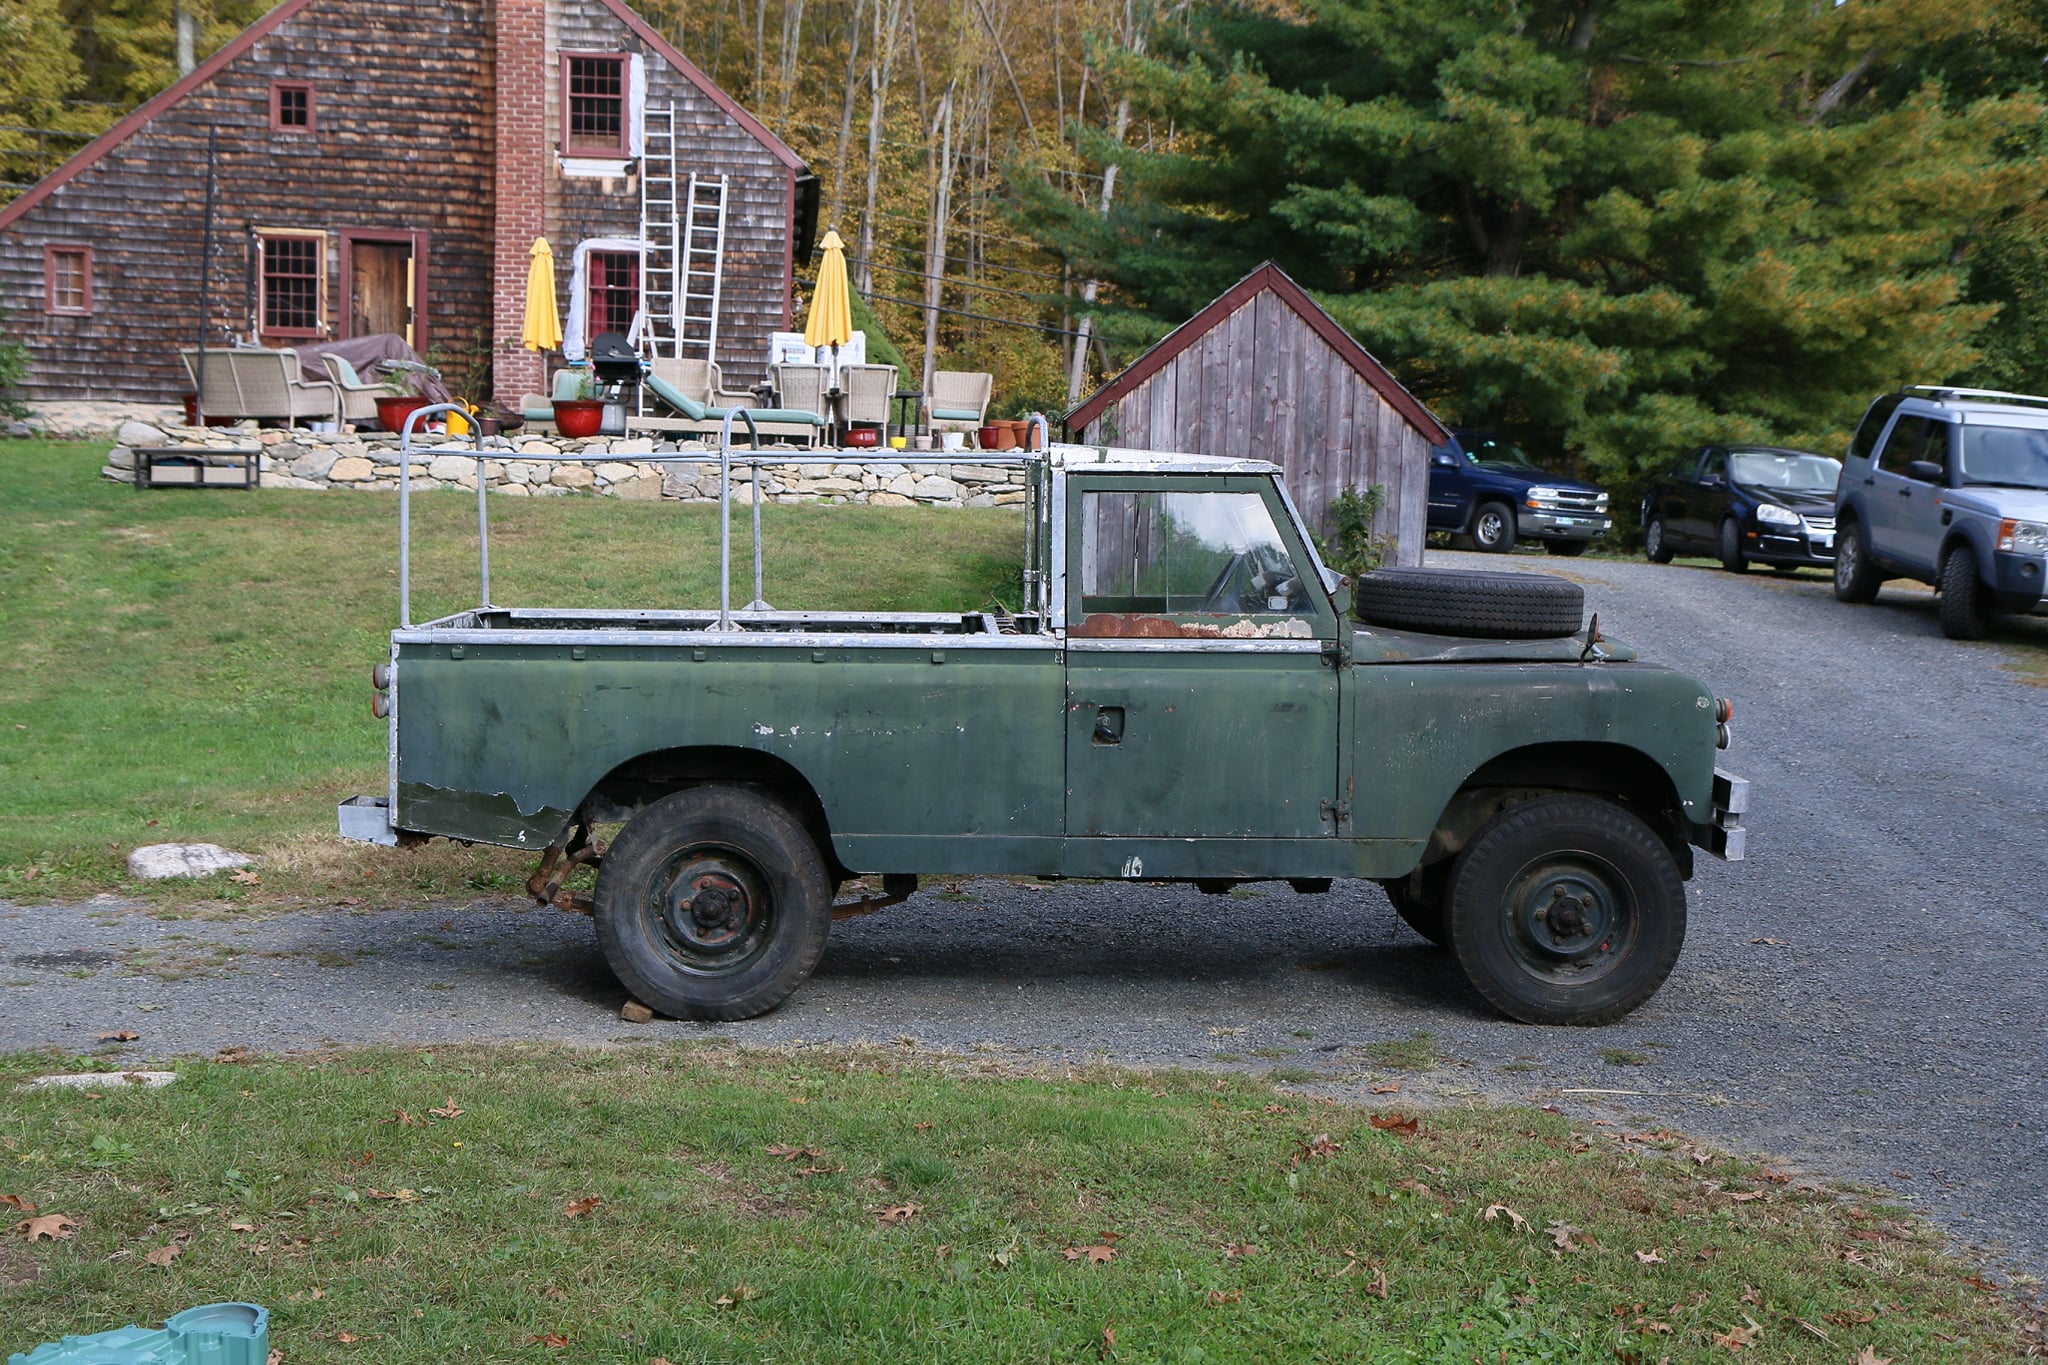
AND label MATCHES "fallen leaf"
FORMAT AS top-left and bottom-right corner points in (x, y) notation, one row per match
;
(379, 1109), (422, 1127)
(229, 870), (261, 885)
(1740, 1284), (1761, 1306)
(872, 1203), (920, 1225)
(913, 1121), (934, 1132)
(562, 1196), (602, 1218)
(97, 1030), (140, 1042)
(1368, 1082), (1400, 1095)
(1369, 1112), (1419, 1136)
(1262, 1104), (1289, 1114)
(1221, 1243), (1257, 1258)
(1097, 1325), (1115, 1359)
(266, 1351), (282, 1365)
(711, 1280), (758, 1307)
(1854, 1349), (1892, 1365)
(0, 1194), (34, 1213)
(1634, 1249), (1664, 1264)
(17, 1213), (77, 1241)
(367, 1188), (419, 1202)
(1292, 1133), (1342, 1165)
(1729, 1190), (1766, 1203)
(526, 1335), (568, 1348)
(1062, 1244), (1118, 1264)
(1362, 1267), (1390, 1298)
(1711, 1313), (1764, 1352)
(333, 1333), (359, 1345)
(230, 1221), (256, 1232)
(766, 1143), (825, 1162)
(794, 1165), (841, 1178)
(1205, 1290), (1240, 1306)
(428, 1098), (464, 1119)
(144, 1243), (182, 1267)
(1483, 1204), (1529, 1233)
(1547, 1220), (1589, 1252)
